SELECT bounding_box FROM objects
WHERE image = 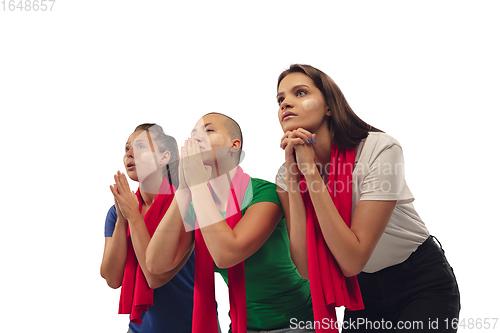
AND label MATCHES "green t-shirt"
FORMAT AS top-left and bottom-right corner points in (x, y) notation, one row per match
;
(185, 178), (313, 330)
